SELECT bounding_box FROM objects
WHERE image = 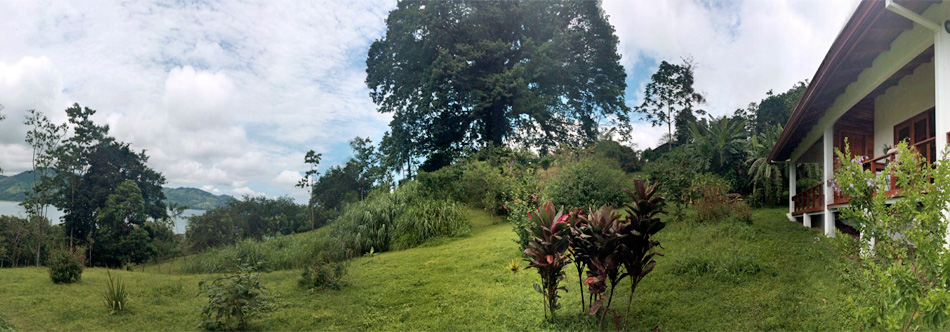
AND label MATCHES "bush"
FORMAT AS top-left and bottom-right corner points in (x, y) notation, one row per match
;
(299, 261), (348, 291)
(545, 158), (626, 208)
(181, 231), (327, 274)
(102, 271), (129, 314)
(392, 198), (469, 250)
(197, 264), (268, 331)
(48, 248), (84, 284)
(691, 173), (750, 224)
